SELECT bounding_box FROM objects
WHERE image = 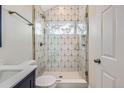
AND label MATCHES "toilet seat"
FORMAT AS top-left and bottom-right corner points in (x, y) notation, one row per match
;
(36, 75), (56, 88)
